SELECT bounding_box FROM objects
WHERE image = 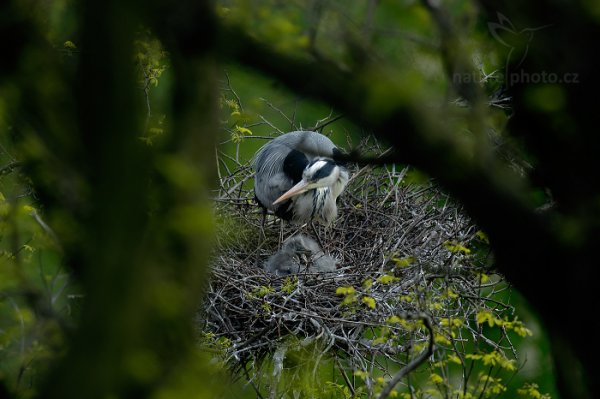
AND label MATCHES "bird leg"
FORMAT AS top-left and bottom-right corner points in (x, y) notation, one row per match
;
(260, 206), (267, 228)
(311, 222), (326, 252)
(259, 207), (267, 240)
(299, 252), (310, 273)
(279, 218), (285, 246)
